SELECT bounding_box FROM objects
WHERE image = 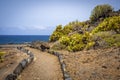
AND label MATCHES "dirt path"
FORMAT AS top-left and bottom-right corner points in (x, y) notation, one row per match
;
(19, 47), (63, 80)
